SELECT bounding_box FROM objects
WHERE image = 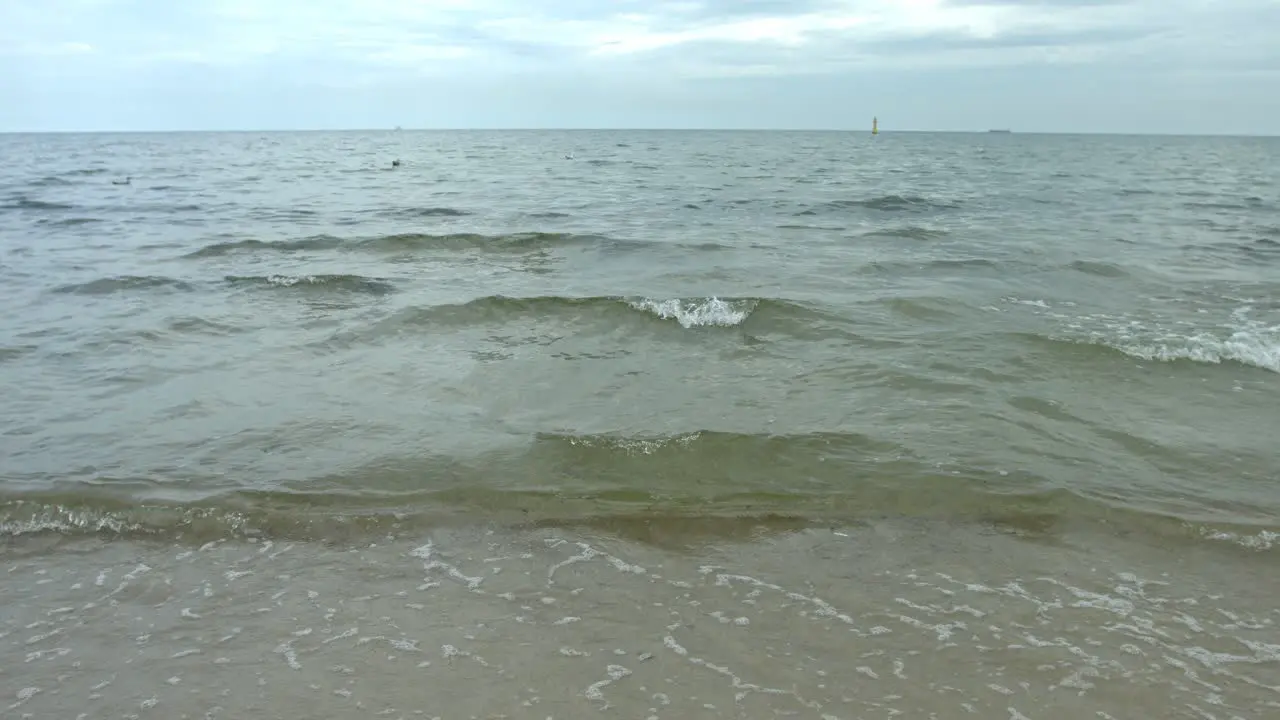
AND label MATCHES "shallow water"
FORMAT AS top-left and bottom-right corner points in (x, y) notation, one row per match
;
(1, 129), (1278, 716)
(5, 521), (1279, 719)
